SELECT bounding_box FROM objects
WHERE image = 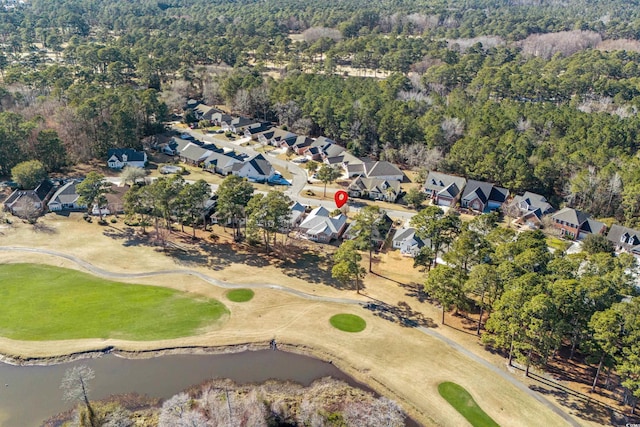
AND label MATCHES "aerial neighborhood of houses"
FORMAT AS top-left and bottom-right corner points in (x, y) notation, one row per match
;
(4, 100), (639, 262)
